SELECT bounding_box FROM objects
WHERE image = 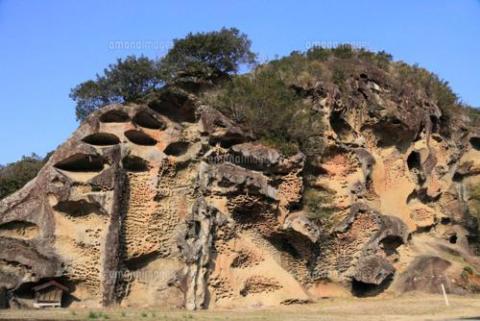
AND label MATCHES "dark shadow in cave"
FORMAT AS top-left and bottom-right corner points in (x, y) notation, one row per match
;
(54, 154), (105, 172)
(133, 111), (166, 130)
(99, 110), (130, 123)
(351, 275), (393, 297)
